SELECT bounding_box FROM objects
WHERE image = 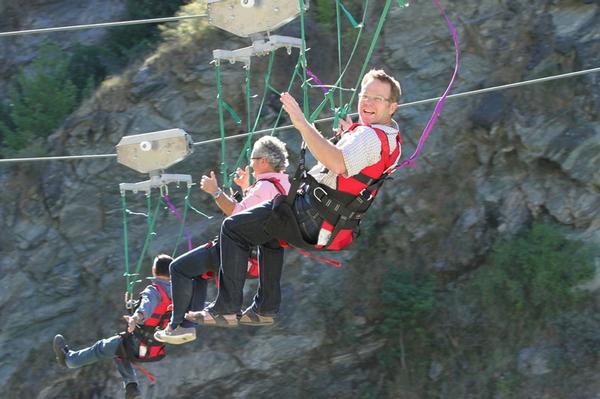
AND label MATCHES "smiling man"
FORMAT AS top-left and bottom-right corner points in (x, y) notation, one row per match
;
(285, 69), (402, 191)
(189, 69), (402, 327)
